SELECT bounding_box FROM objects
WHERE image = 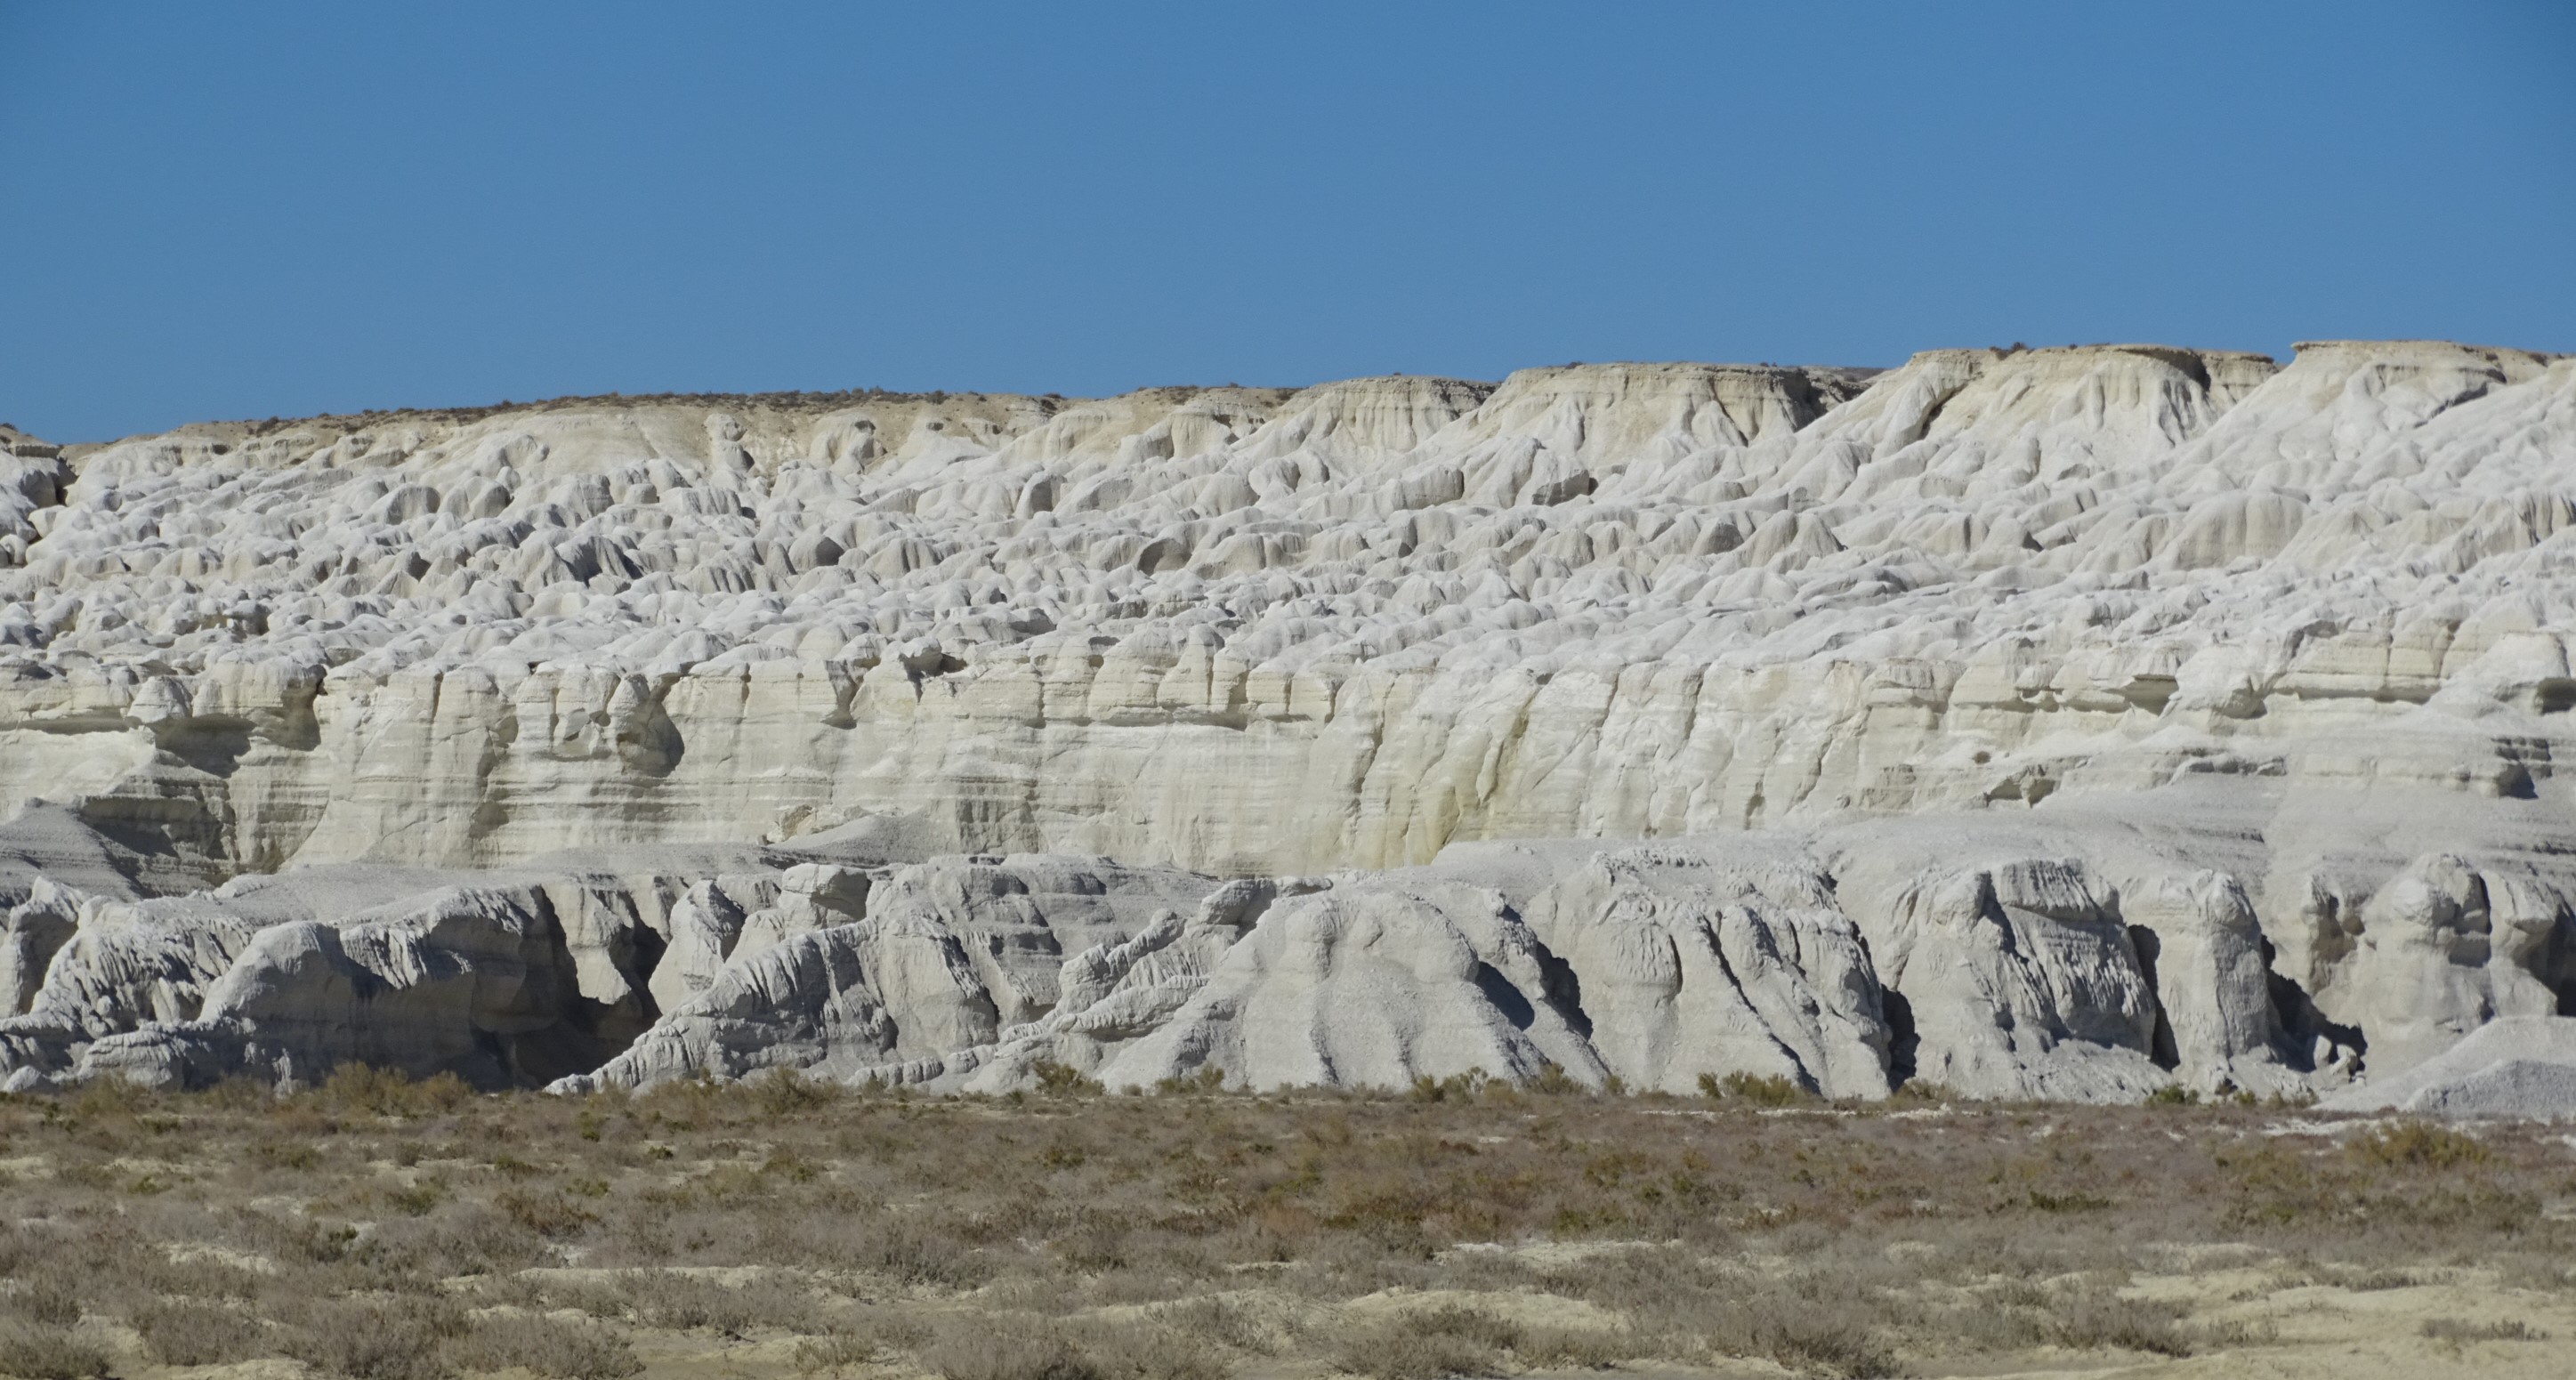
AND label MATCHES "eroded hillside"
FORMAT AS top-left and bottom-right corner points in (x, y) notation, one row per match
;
(1, 340), (2572, 1102)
